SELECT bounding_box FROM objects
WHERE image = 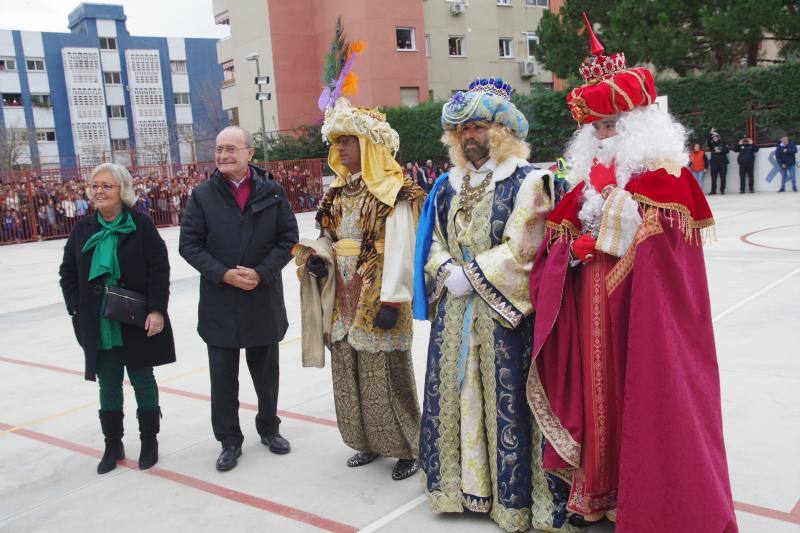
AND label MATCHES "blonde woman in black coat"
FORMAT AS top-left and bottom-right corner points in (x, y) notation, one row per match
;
(59, 163), (176, 474)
